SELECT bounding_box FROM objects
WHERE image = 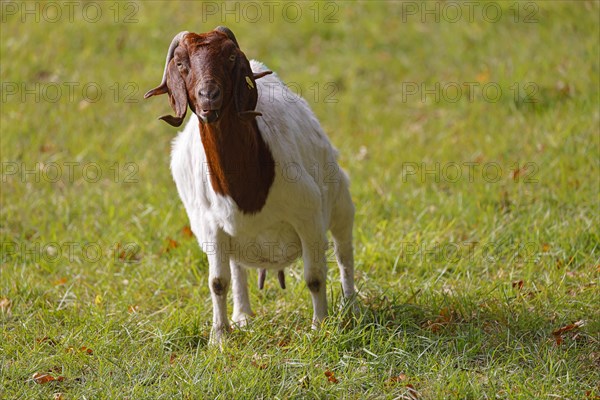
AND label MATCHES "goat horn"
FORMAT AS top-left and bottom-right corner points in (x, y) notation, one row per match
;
(215, 26), (239, 48)
(158, 114), (185, 127)
(253, 70), (273, 80)
(144, 31), (189, 99)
